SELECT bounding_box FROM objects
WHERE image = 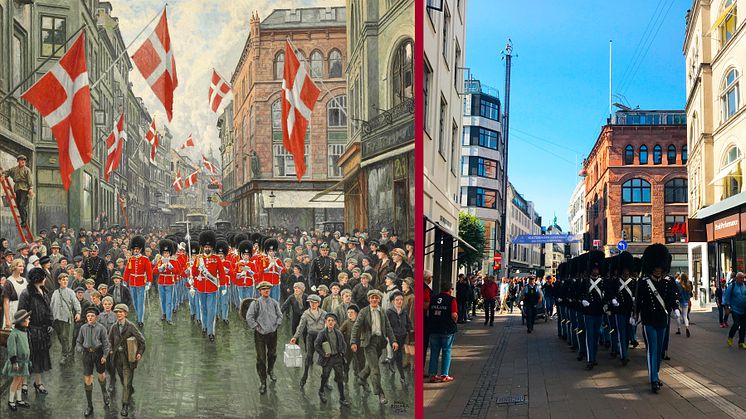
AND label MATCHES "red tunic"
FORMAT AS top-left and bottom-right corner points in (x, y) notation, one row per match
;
(220, 257), (234, 286)
(176, 253), (189, 279)
(123, 255), (153, 287)
(156, 257), (182, 285)
(252, 254), (285, 286)
(191, 254), (225, 293)
(233, 259), (256, 287)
